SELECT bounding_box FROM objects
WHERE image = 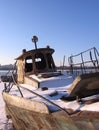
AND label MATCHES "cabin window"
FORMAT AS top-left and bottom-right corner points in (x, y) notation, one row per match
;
(35, 53), (46, 70)
(25, 56), (33, 72)
(46, 53), (55, 69)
